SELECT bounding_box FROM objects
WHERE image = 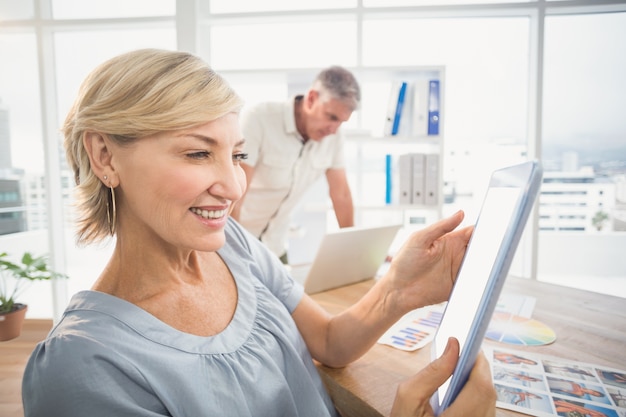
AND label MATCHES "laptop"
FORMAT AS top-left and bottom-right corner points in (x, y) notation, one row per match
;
(429, 160), (543, 415)
(290, 224), (402, 294)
